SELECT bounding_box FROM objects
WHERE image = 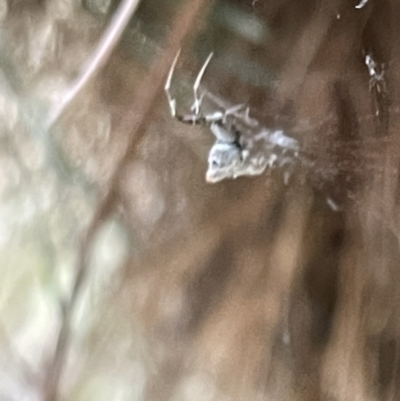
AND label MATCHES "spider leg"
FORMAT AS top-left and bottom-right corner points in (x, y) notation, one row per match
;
(243, 107), (259, 127)
(164, 49), (181, 117)
(224, 104), (258, 127)
(165, 51), (215, 127)
(224, 104), (246, 121)
(191, 52), (214, 116)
